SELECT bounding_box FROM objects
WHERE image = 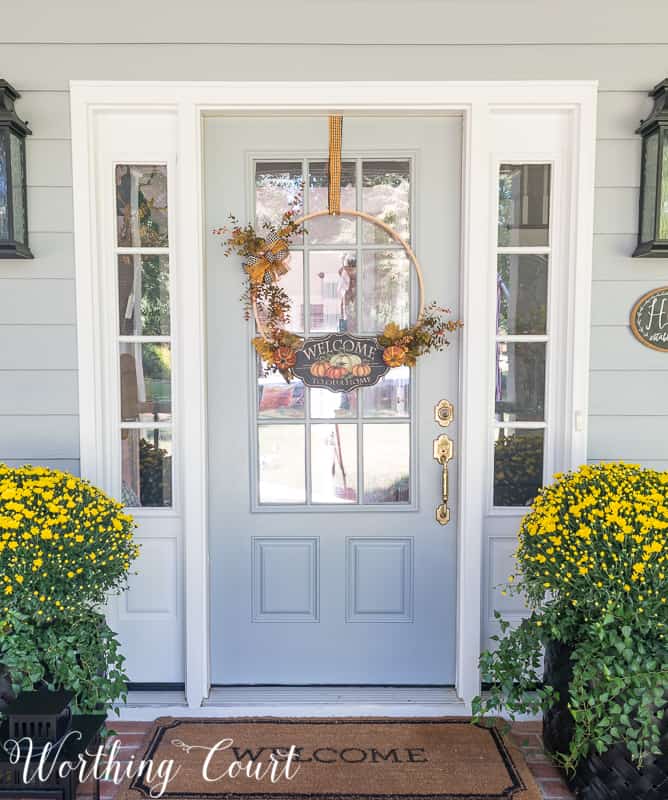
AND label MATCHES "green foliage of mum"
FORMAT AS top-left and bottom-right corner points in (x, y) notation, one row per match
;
(473, 462), (668, 772)
(0, 465), (140, 715)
